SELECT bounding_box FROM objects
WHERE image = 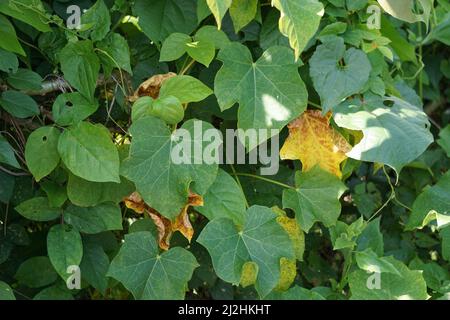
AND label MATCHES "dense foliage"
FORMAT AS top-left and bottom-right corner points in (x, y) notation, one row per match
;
(0, 0), (449, 300)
